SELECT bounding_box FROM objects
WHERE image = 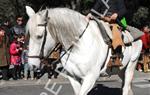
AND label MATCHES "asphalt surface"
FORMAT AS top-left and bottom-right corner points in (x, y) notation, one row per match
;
(0, 70), (150, 95)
